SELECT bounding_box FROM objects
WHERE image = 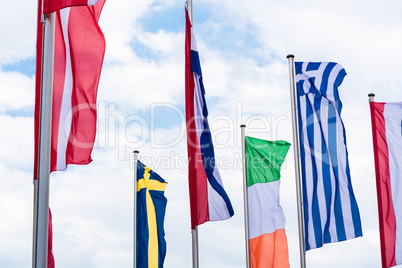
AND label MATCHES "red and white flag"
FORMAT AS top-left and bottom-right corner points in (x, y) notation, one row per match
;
(370, 101), (402, 268)
(34, 0), (106, 179)
(43, 0), (99, 14)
